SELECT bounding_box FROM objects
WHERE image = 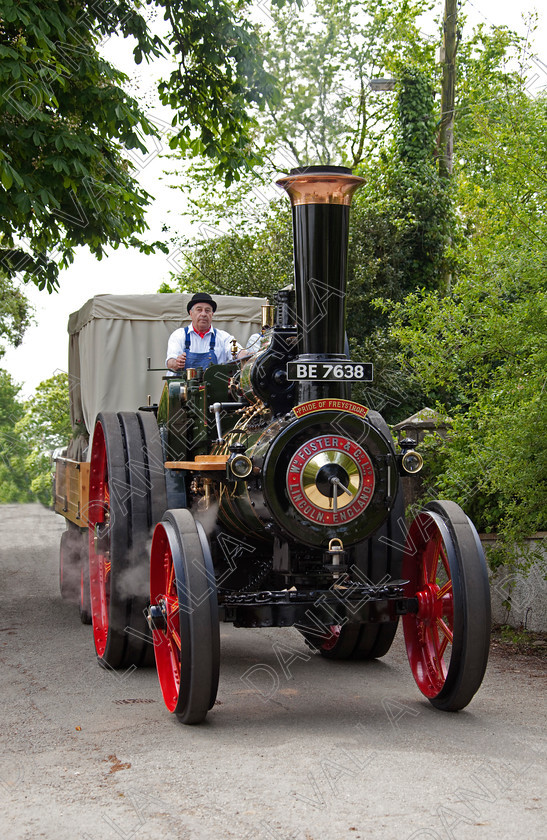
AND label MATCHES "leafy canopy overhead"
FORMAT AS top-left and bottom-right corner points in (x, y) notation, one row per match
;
(260, 0), (435, 168)
(0, 0), (278, 291)
(167, 0), (437, 226)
